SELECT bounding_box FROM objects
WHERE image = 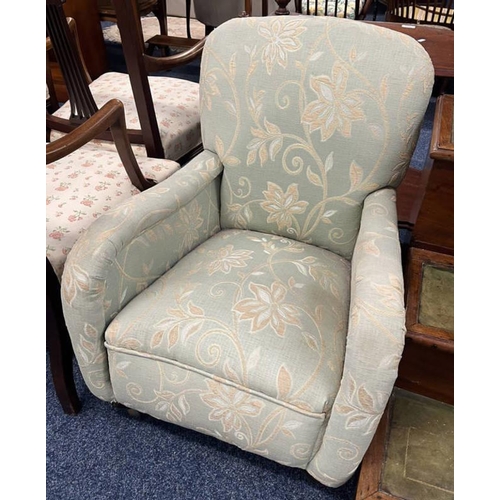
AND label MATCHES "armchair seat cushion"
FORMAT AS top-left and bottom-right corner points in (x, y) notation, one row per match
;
(51, 72), (201, 162)
(46, 144), (179, 280)
(106, 229), (351, 415)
